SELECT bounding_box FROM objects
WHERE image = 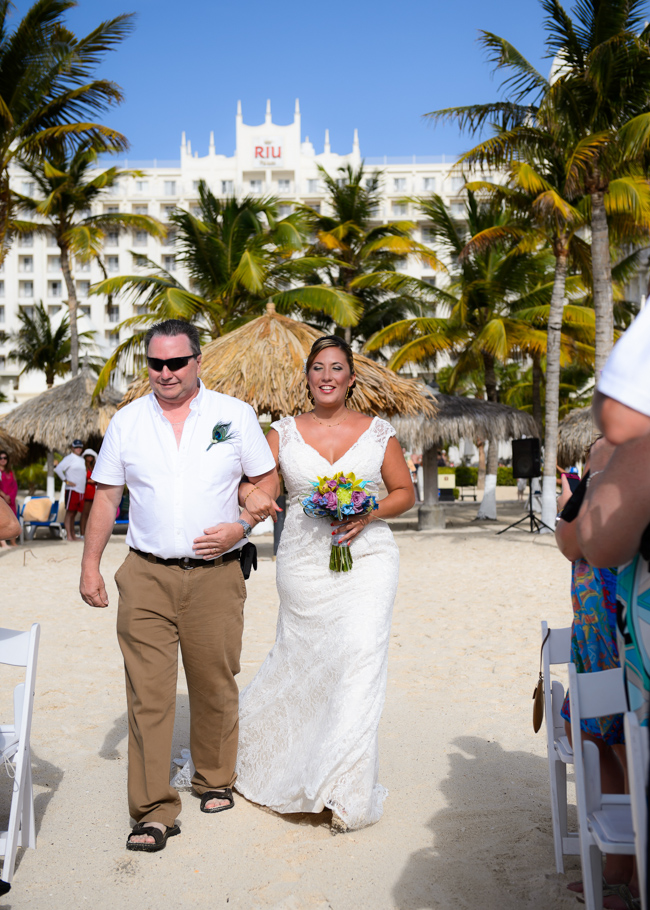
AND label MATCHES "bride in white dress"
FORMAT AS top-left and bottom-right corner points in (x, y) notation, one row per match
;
(236, 336), (415, 831)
